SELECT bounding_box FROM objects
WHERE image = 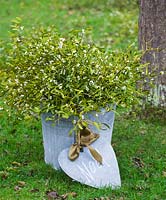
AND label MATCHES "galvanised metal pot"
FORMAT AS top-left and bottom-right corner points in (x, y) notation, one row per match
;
(41, 109), (115, 170)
